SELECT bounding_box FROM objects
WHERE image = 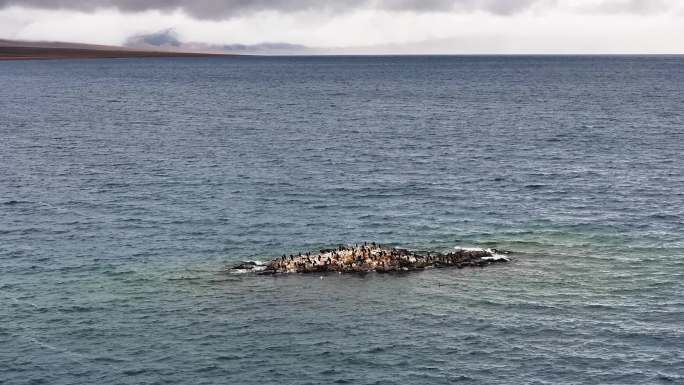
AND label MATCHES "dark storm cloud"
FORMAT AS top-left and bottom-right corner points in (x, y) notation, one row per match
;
(0, 0), (549, 19)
